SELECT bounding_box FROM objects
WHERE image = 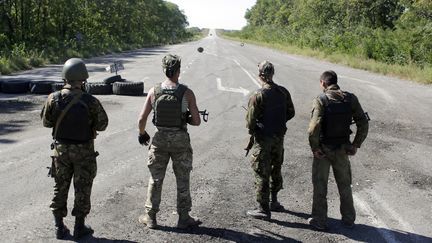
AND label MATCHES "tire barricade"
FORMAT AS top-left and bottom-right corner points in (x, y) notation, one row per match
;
(0, 75), (145, 97)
